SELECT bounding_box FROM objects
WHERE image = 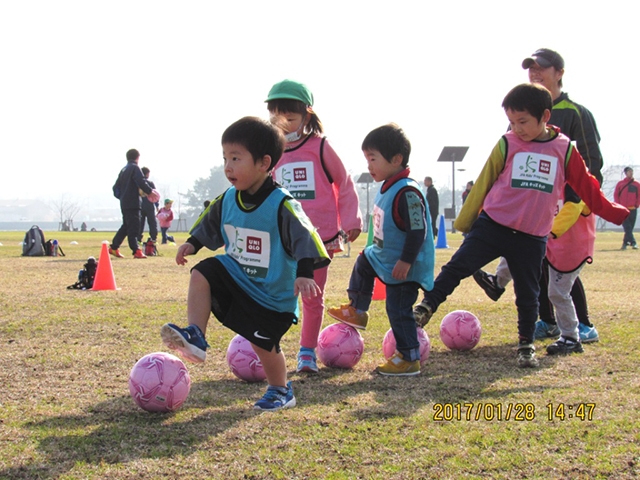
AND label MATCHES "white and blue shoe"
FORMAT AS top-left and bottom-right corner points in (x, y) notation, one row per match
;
(534, 320), (560, 340)
(254, 382), (296, 411)
(578, 324), (599, 343)
(160, 323), (209, 363)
